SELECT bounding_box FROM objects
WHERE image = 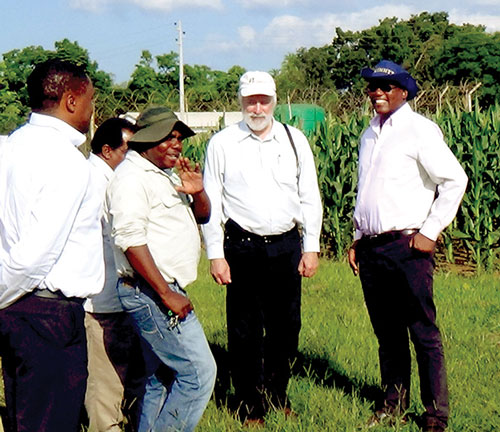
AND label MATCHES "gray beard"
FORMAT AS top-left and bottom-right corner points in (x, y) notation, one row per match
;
(243, 112), (273, 132)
